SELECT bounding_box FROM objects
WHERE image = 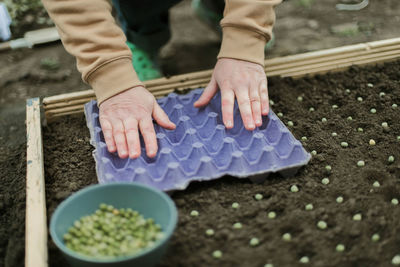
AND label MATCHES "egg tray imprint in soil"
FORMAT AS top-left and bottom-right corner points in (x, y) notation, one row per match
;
(41, 60), (400, 267)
